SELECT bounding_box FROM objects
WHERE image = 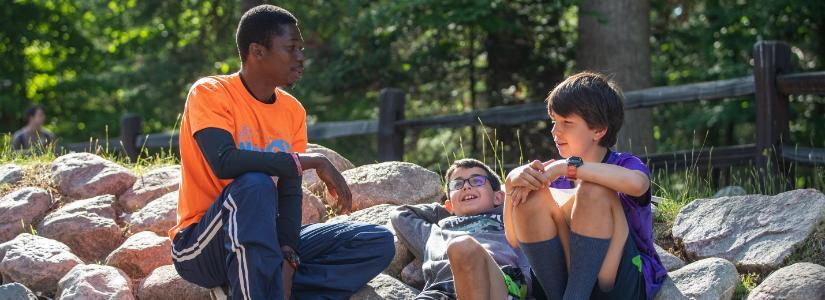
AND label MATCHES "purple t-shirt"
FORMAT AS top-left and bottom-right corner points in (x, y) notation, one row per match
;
(550, 150), (666, 299)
